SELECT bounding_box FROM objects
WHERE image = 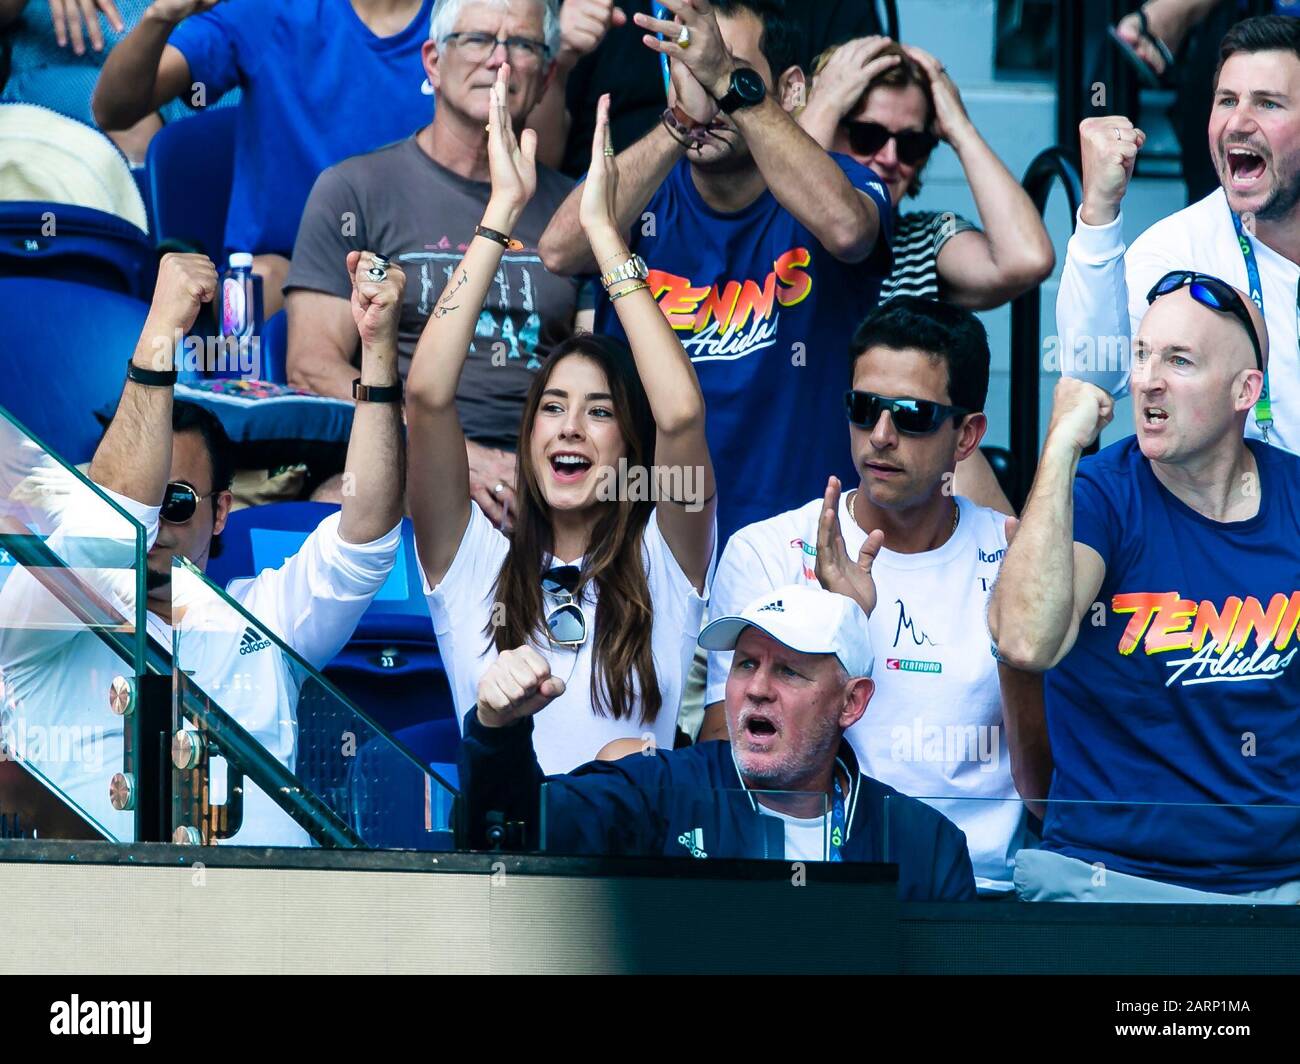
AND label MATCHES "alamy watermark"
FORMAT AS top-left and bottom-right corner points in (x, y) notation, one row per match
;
(594, 459), (707, 512)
